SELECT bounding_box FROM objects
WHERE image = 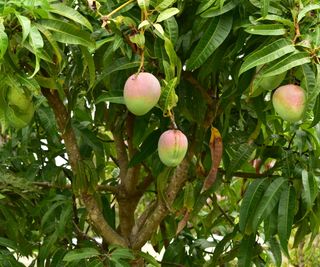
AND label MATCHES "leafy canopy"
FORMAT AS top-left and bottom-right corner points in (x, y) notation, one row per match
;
(0, 0), (319, 266)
